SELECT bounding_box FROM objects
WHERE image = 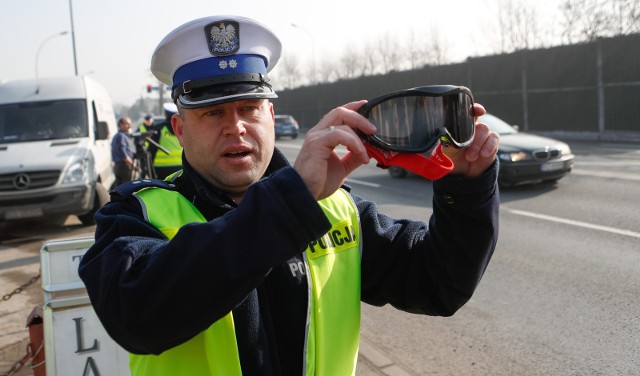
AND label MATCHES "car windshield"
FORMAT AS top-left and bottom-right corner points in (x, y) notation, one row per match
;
(0, 99), (88, 143)
(479, 113), (517, 135)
